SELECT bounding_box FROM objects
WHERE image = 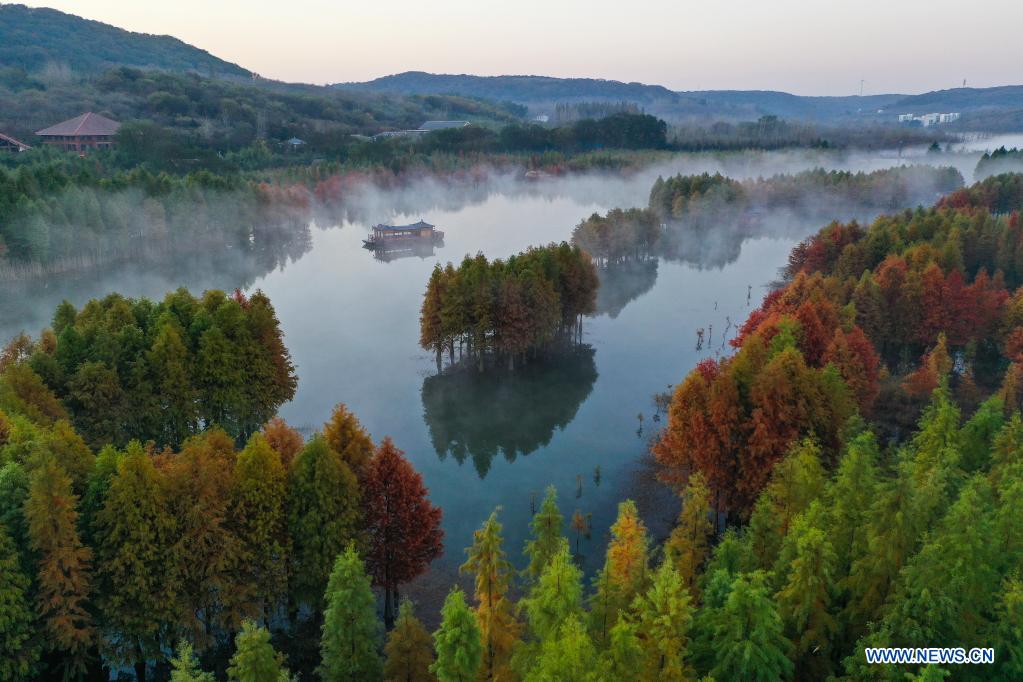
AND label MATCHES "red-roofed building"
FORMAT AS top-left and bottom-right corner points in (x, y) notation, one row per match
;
(35, 112), (120, 153)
